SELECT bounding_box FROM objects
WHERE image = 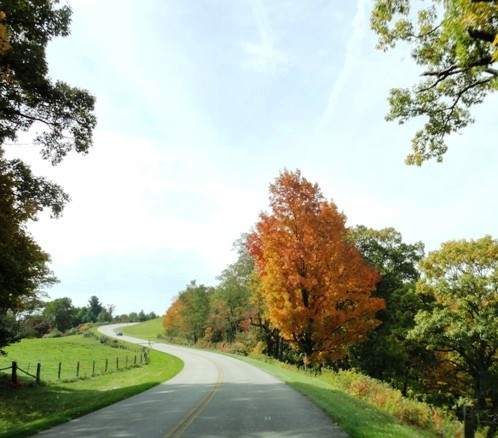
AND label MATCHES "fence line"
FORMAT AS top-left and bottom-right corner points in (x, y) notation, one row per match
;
(1, 350), (149, 384)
